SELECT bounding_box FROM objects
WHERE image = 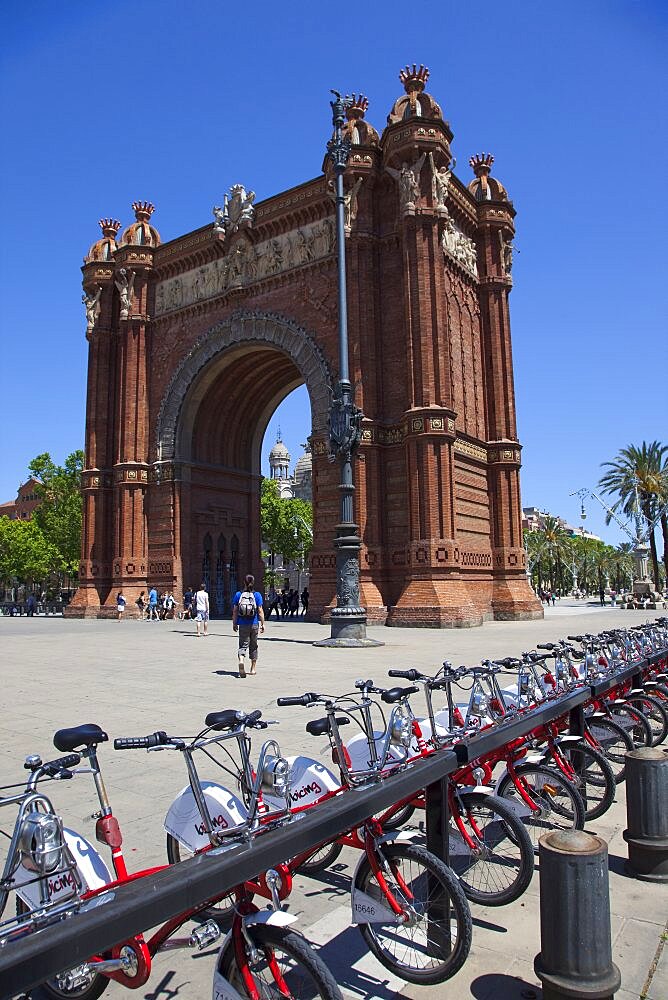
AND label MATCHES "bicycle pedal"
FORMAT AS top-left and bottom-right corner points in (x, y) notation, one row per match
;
(190, 920), (221, 950)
